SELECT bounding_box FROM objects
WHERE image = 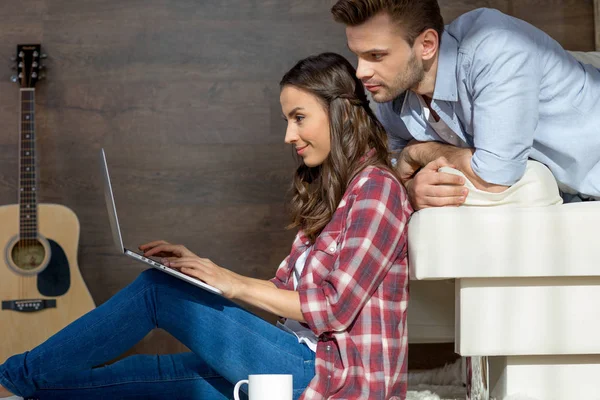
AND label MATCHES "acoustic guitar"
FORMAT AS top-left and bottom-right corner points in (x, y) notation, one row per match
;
(0, 44), (95, 363)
